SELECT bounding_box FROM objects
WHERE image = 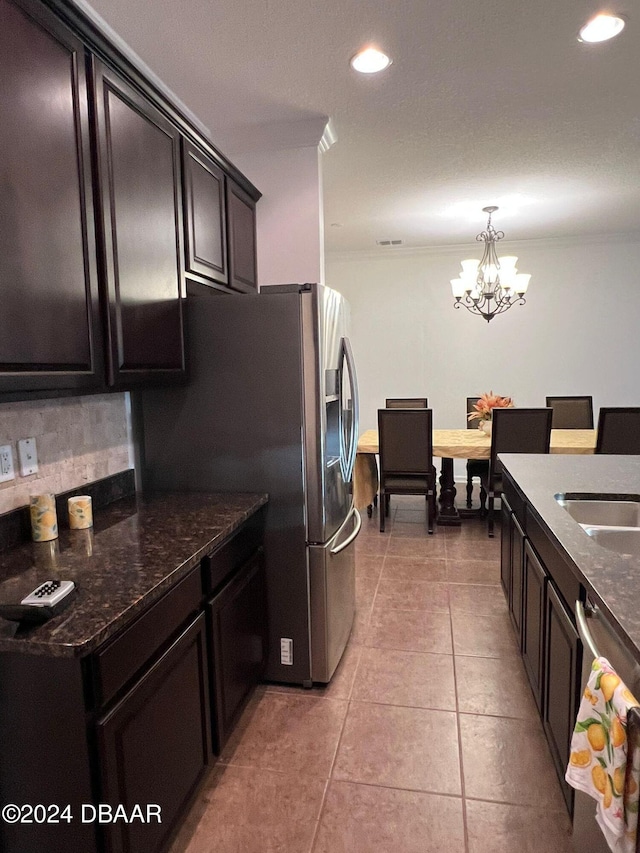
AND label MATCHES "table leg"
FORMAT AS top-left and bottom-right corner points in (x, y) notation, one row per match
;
(438, 457), (461, 525)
